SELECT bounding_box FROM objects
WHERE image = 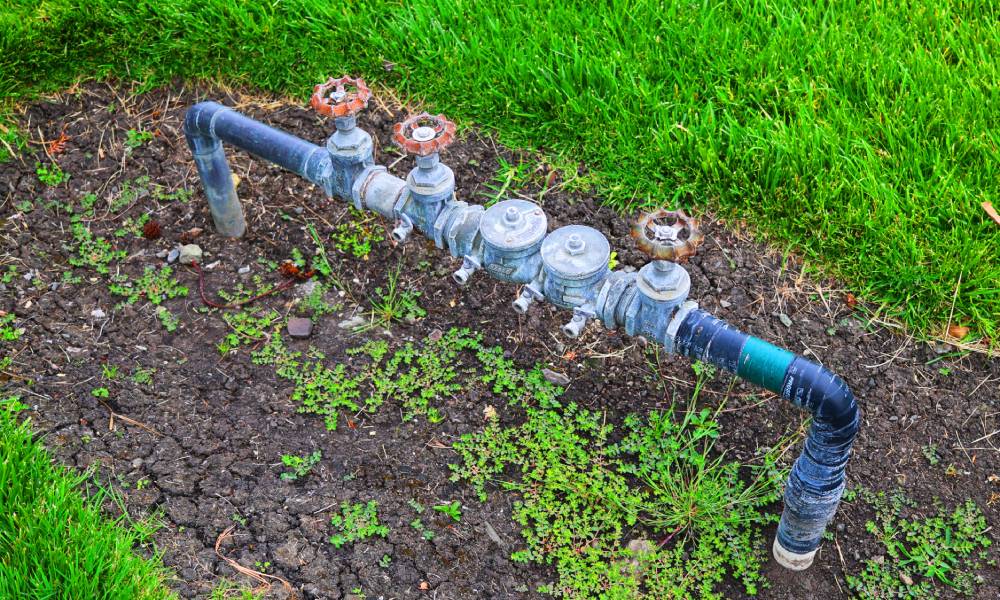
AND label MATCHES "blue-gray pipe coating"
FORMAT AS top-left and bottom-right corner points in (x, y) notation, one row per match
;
(674, 309), (860, 564)
(184, 102), (335, 236)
